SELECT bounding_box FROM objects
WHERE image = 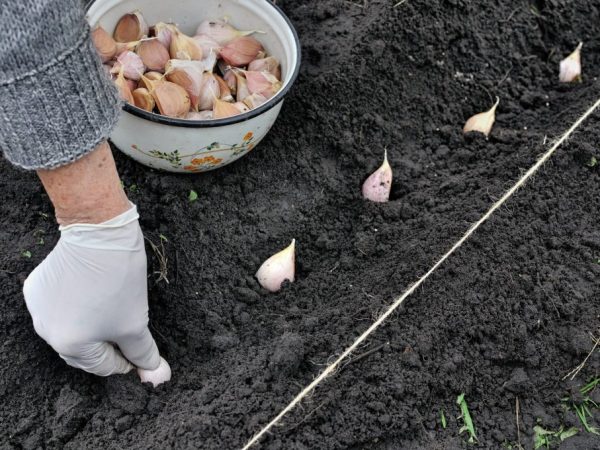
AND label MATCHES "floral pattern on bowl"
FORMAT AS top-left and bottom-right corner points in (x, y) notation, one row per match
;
(130, 132), (256, 172)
